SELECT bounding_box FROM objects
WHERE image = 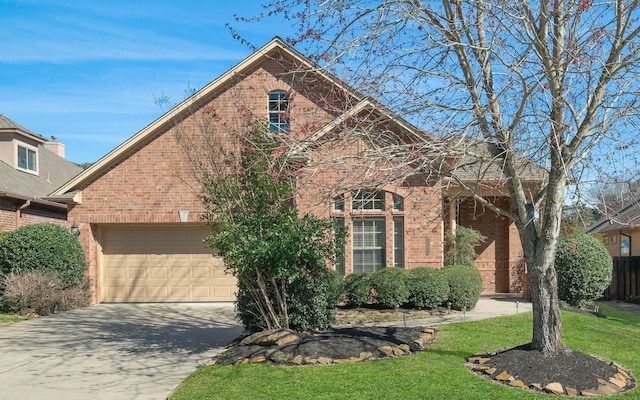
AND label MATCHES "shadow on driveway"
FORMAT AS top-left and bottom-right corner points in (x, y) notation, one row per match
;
(0, 303), (243, 400)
